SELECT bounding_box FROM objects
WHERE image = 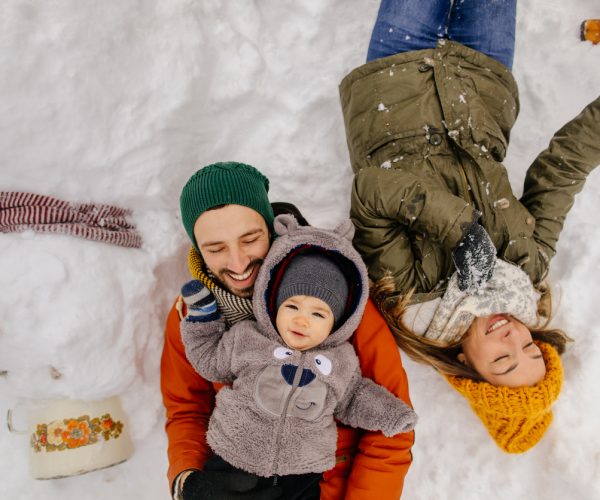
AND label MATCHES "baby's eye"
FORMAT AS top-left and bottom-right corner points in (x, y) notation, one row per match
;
(314, 355), (332, 375)
(312, 312), (325, 319)
(274, 347), (294, 359)
(285, 304), (298, 310)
